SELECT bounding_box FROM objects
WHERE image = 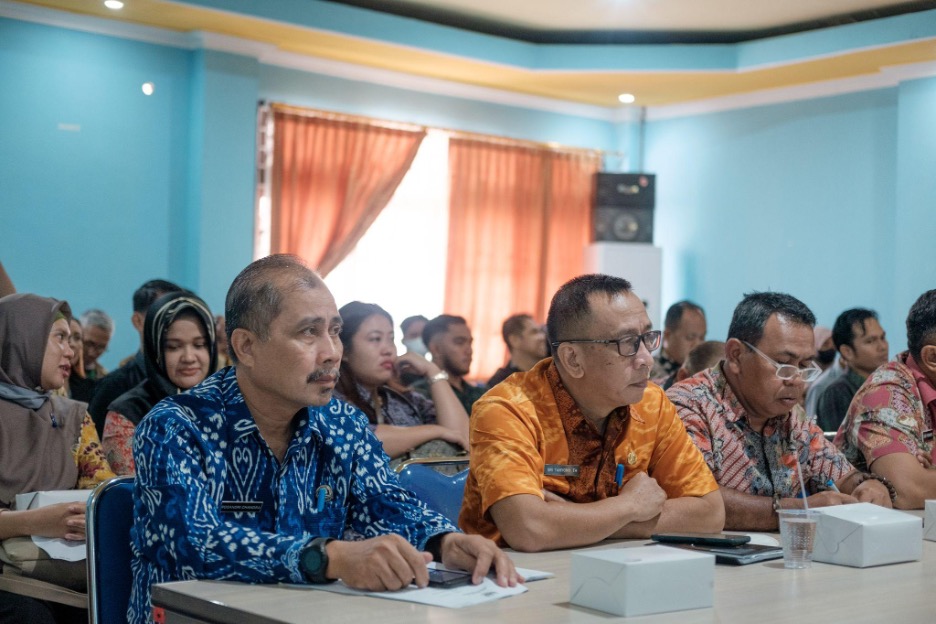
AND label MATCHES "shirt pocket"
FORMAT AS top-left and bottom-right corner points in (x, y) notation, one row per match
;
(302, 497), (347, 538)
